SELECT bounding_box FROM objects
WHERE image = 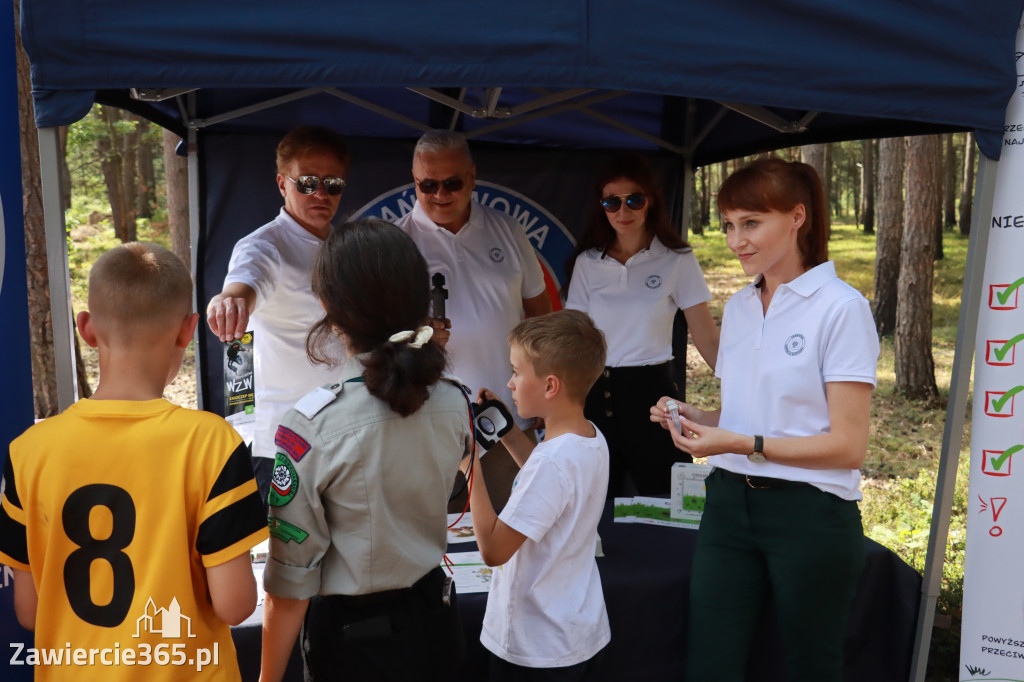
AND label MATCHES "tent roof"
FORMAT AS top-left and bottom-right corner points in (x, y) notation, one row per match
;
(21, 0), (1024, 161)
